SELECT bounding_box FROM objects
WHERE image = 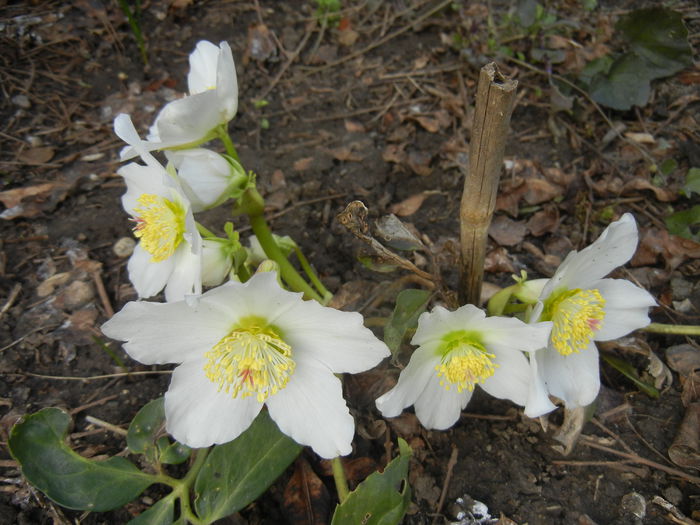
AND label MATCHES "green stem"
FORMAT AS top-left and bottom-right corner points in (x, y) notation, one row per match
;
(331, 457), (350, 504)
(249, 213), (324, 302)
(178, 448), (210, 525)
(642, 323), (700, 336)
(218, 126), (240, 163)
(294, 247), (332, 304)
